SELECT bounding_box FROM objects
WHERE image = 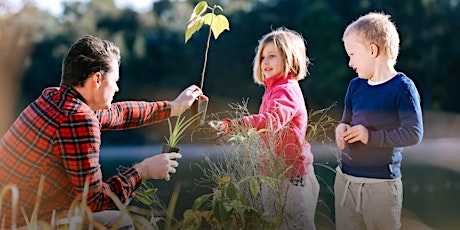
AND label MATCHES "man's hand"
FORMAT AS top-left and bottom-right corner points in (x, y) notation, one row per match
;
(134, 152), (182, 181)
(170, 85), (204, 116)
